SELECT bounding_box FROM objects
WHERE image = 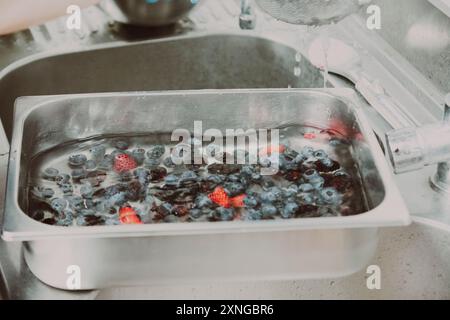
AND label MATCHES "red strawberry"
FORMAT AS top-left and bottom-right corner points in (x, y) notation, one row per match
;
(230, 194), (246, 208)
(208, 187), (231, 208)
(119, 206), (142, 224)
(304, 133), (316, 140)
(114, 153), (137, 173)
